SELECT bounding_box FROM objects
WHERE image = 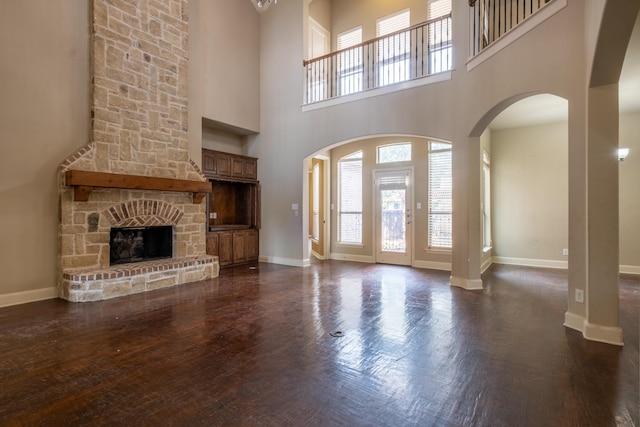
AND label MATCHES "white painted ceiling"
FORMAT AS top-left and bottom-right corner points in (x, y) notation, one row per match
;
(490, 12), (640, 130)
